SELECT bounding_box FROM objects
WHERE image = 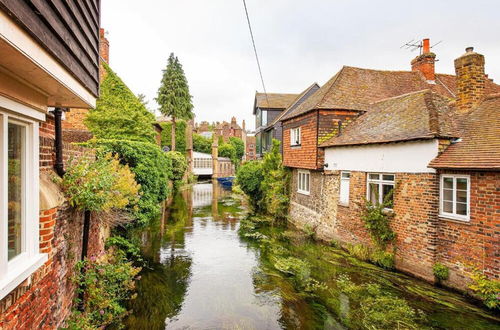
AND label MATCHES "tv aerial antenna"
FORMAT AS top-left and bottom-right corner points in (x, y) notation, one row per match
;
(400, 39), (442, 55)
